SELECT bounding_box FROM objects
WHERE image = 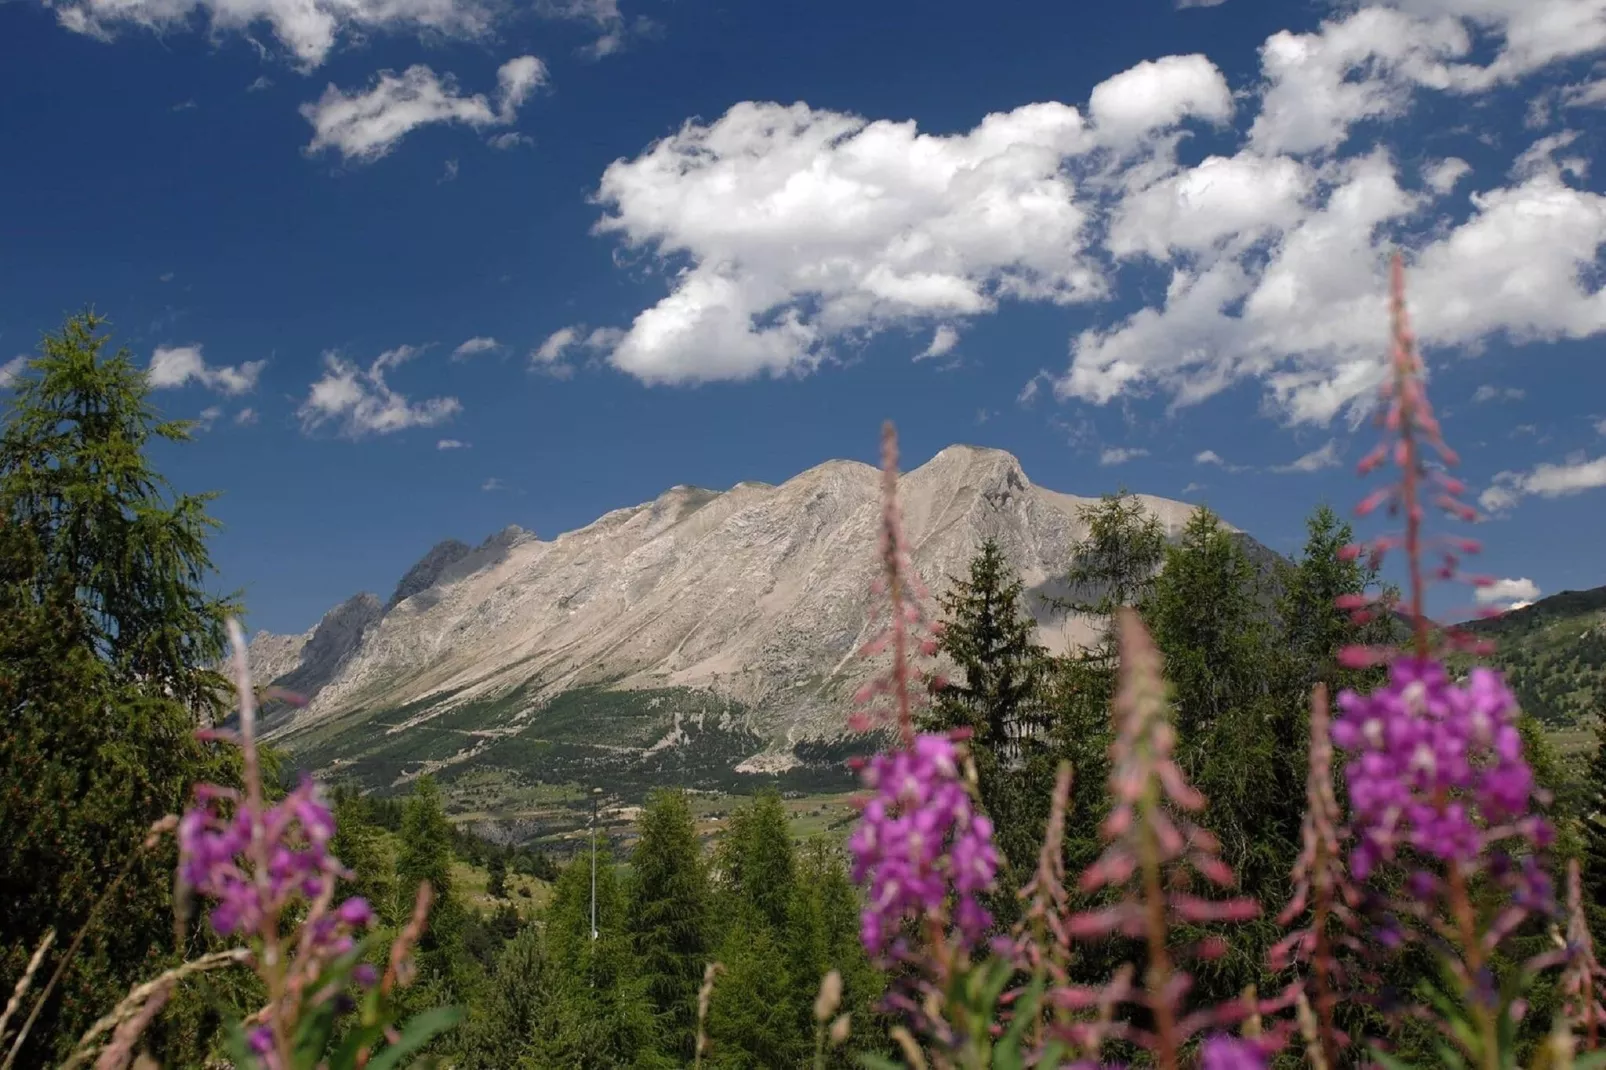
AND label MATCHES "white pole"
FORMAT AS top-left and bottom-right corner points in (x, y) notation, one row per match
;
(590, 787), (601, 941)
